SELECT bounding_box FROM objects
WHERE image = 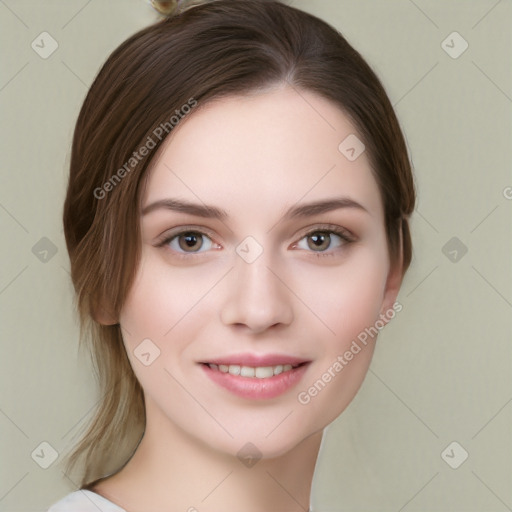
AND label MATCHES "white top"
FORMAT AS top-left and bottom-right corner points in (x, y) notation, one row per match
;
(46, 490), (126, 511)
